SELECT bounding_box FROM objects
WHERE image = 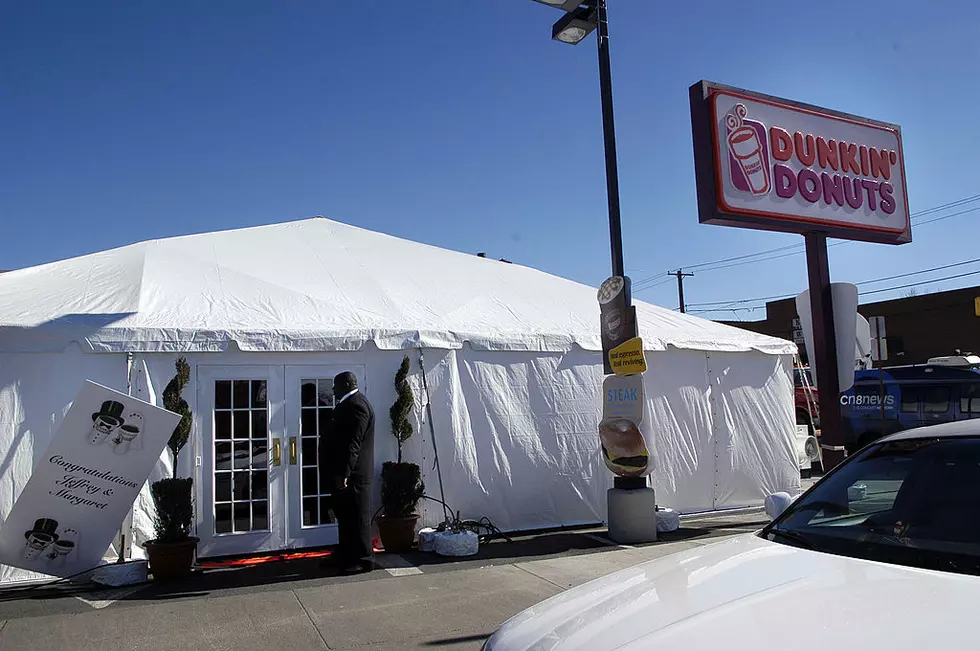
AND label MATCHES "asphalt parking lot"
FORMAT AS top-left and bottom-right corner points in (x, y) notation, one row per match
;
(0, 510), (770, 650)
